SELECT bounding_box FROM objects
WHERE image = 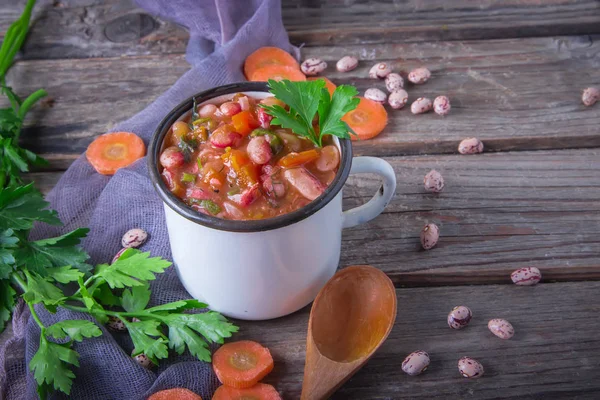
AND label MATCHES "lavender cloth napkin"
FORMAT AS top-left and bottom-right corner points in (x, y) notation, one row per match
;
(0, 1), (297, 398)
